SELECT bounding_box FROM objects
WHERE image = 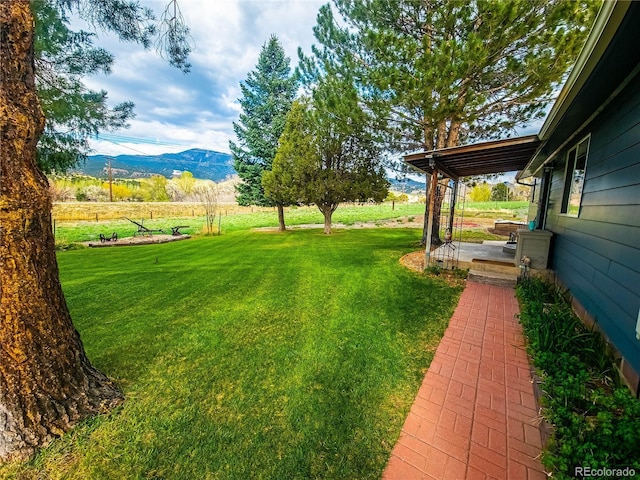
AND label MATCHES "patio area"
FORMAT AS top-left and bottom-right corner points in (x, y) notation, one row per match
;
(429, 241), (518, 269)
(382, 281), (546, 480)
